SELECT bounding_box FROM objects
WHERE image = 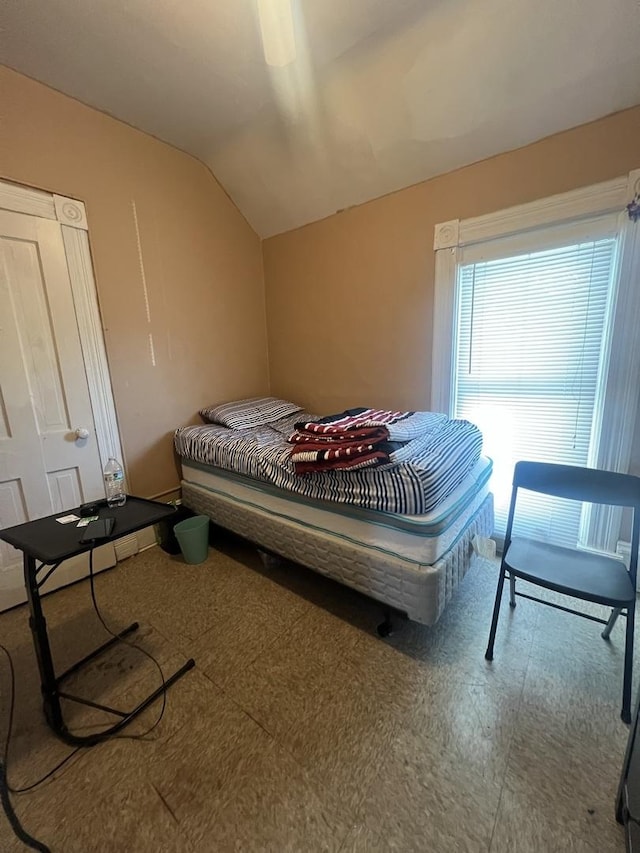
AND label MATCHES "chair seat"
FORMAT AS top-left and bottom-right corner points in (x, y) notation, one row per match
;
(505, 537), (635, 607)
